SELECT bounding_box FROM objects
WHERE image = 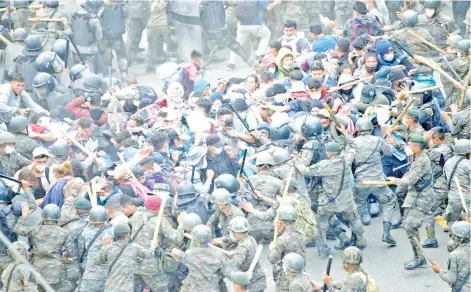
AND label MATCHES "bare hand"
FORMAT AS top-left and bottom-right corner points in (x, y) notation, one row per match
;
(102, 235), (113, 246)
(423, 131), (432, 141)
(450, 104), (458, 114)
(386, 136), (396, 146)
(226, 251), (236, 258)
(239, 199), (254, 213)
(21, 180), (30, 192)
(206, 169), (215, 180)
(227, 130), (239, 138)
(177, 212), (184, 227)
(336, 124), (347, 135)
(211, 238), (223, 246)
(21, 202), (30, 217)
(311, 280), (322, 291)
(323, 273), (333, 284)
(431, 261), (441, 273)
(19, 108), (30, 115)
(171, 151), (179, 162)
